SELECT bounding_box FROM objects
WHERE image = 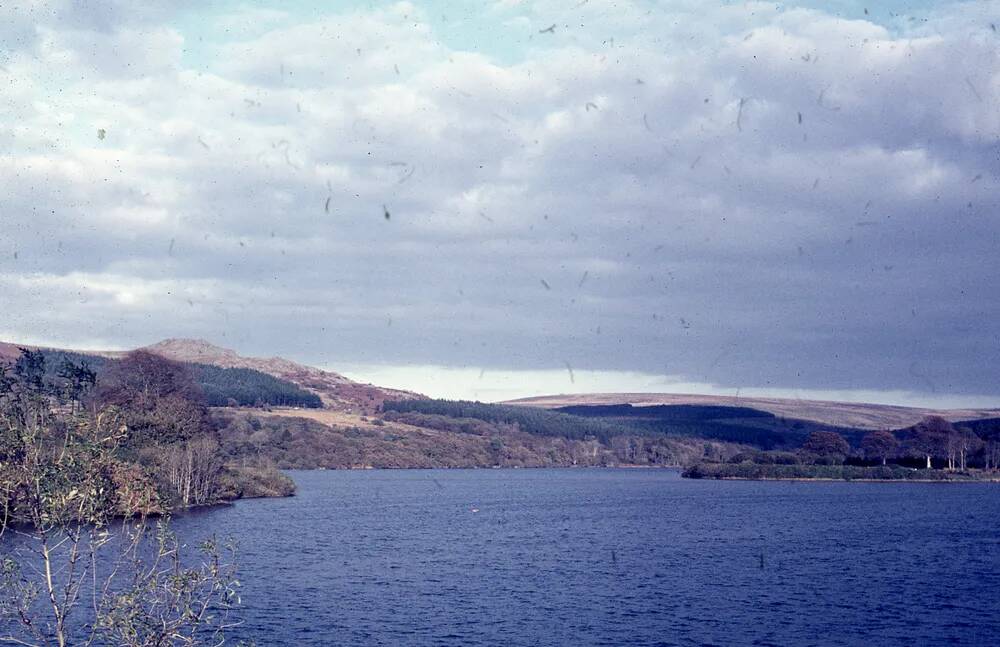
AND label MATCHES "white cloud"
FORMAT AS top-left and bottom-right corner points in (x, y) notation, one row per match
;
(0, 0), (998, 404)
(336, 362), (1000, 410)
